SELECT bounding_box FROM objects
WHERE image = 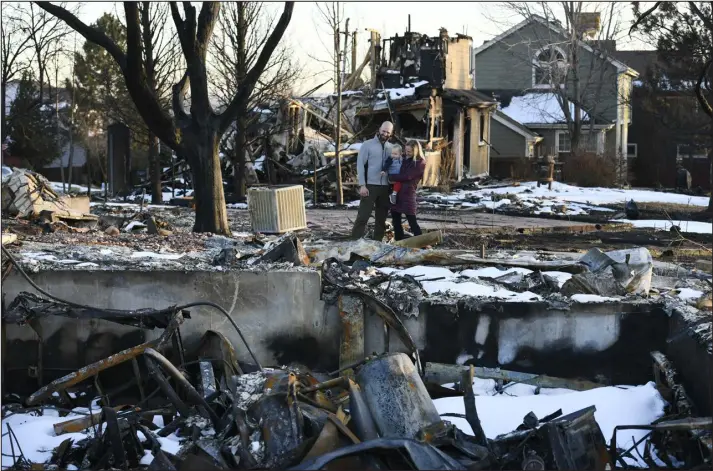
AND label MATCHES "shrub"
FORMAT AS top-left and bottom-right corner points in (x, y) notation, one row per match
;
(562, 151), (618, 187)
(510, 157), (537, 180)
